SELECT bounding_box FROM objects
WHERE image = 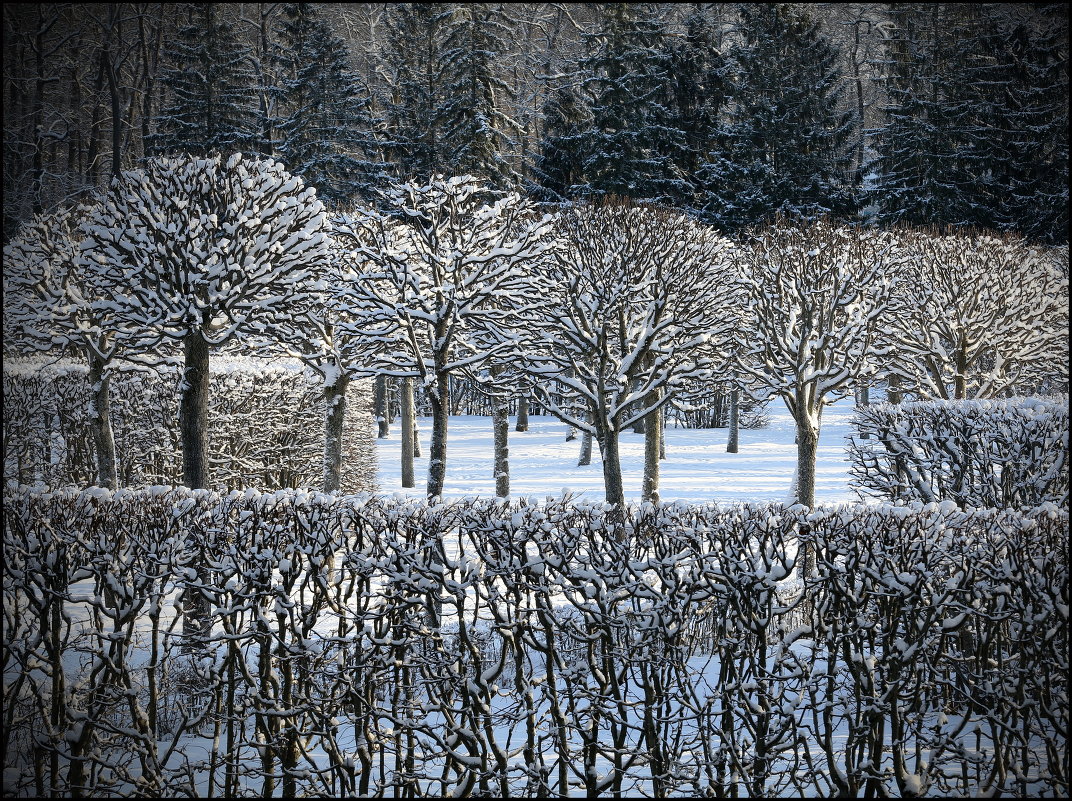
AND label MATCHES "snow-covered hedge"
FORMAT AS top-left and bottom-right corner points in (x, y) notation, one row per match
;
(3, 490), (1066, 797)
(2, 361), (376, 493)
(847, 397), (1069, 508)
